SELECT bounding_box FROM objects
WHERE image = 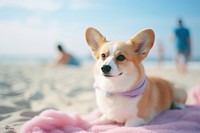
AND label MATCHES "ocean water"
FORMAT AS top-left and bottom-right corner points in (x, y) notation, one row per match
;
(0, 56), (200, 64)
